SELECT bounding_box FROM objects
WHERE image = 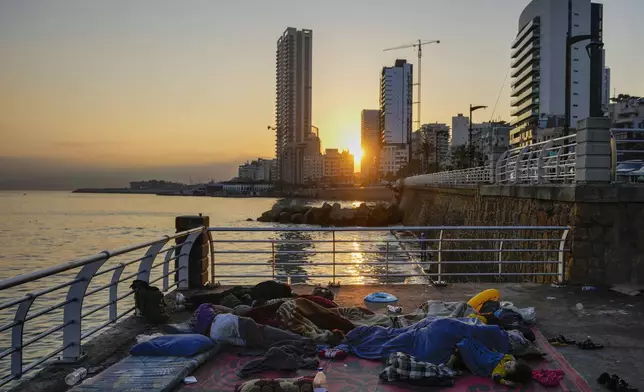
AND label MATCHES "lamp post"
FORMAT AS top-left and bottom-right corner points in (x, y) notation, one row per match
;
(563, 0), (604, 136)
(469, 104), (487, 167)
